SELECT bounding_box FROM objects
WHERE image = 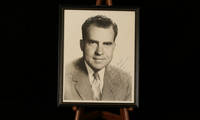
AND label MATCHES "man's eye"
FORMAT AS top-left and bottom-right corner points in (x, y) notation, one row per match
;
(88, 41), (96, 44)
(104, 42), (112, 45)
